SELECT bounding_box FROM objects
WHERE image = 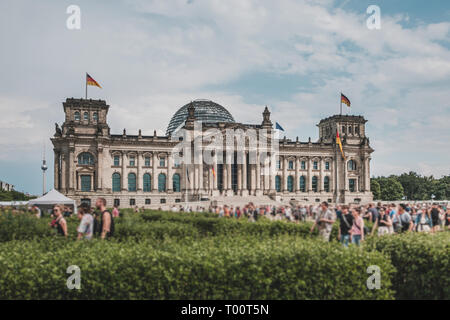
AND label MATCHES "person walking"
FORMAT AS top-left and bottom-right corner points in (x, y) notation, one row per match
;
(350, 207), (364, 246)
(393, 204), (413, 233)
(310, 201), (336, 242)
(337, 205), (353, 247)
(50, 204), (68, 237)
(112, 205), (120, 218)
(430, 204), (441, 233)
(76, 203), (94, 240)
(96, 198), (114, 239)
(414, 206), (433, 233)
(371, 207), (392, 236)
